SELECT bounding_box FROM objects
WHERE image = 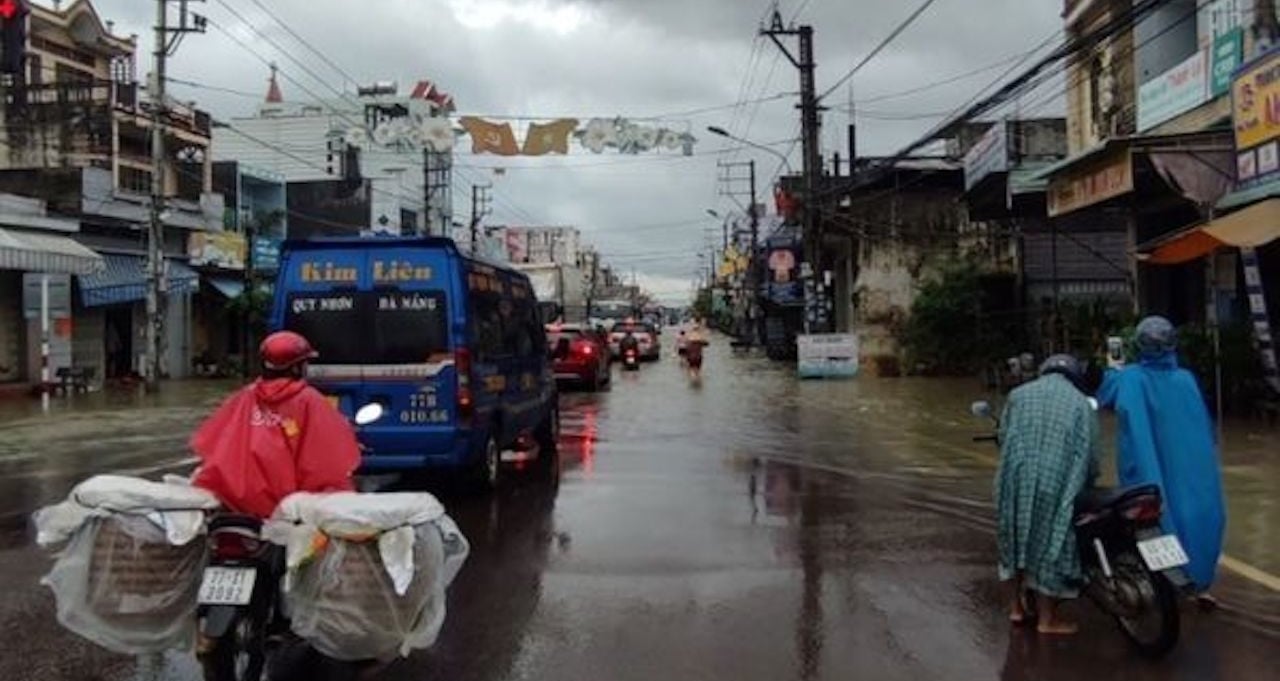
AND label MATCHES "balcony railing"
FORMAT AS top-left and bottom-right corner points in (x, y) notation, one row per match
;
(3, 81), (212, 139)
